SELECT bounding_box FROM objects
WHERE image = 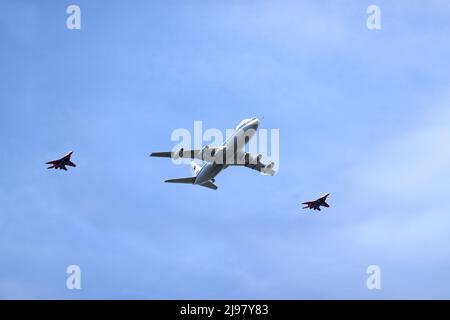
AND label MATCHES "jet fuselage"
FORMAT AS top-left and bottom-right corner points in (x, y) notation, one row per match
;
(194, 118), (260, 186)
